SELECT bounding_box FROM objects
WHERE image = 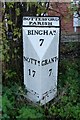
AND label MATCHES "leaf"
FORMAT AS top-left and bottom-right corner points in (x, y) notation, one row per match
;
(15, 8), (20, 16)
(7, 20), (13, 25)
